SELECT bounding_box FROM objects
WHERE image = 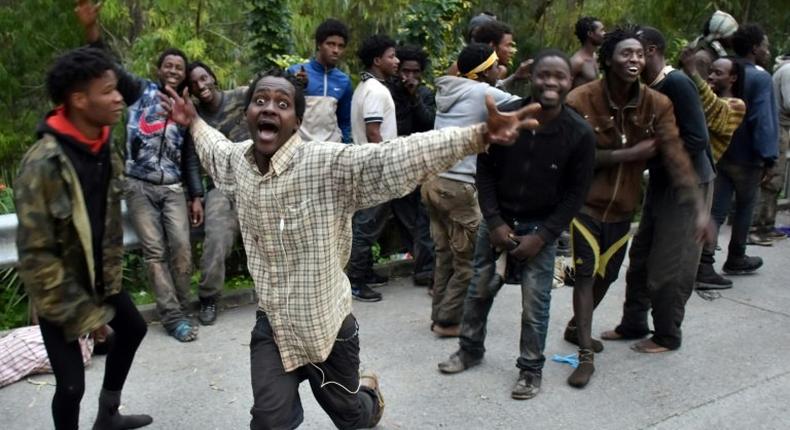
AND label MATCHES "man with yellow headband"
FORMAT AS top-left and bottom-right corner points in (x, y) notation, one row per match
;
(423, 43), (519, 337)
